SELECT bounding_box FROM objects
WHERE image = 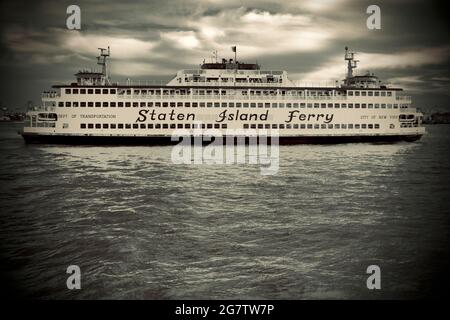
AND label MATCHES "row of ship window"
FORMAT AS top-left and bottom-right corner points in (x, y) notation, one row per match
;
(59, 101), (404, 109)
(63, 88), (394, 97)
(79, 123), (382, 130)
